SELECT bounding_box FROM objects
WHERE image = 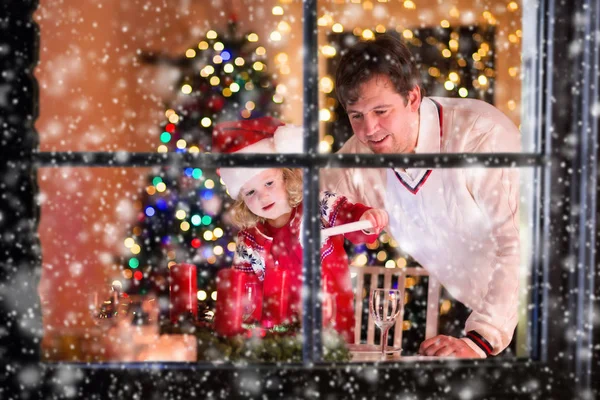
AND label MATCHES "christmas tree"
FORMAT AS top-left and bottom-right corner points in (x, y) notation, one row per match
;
(118, 21), (282, 317)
